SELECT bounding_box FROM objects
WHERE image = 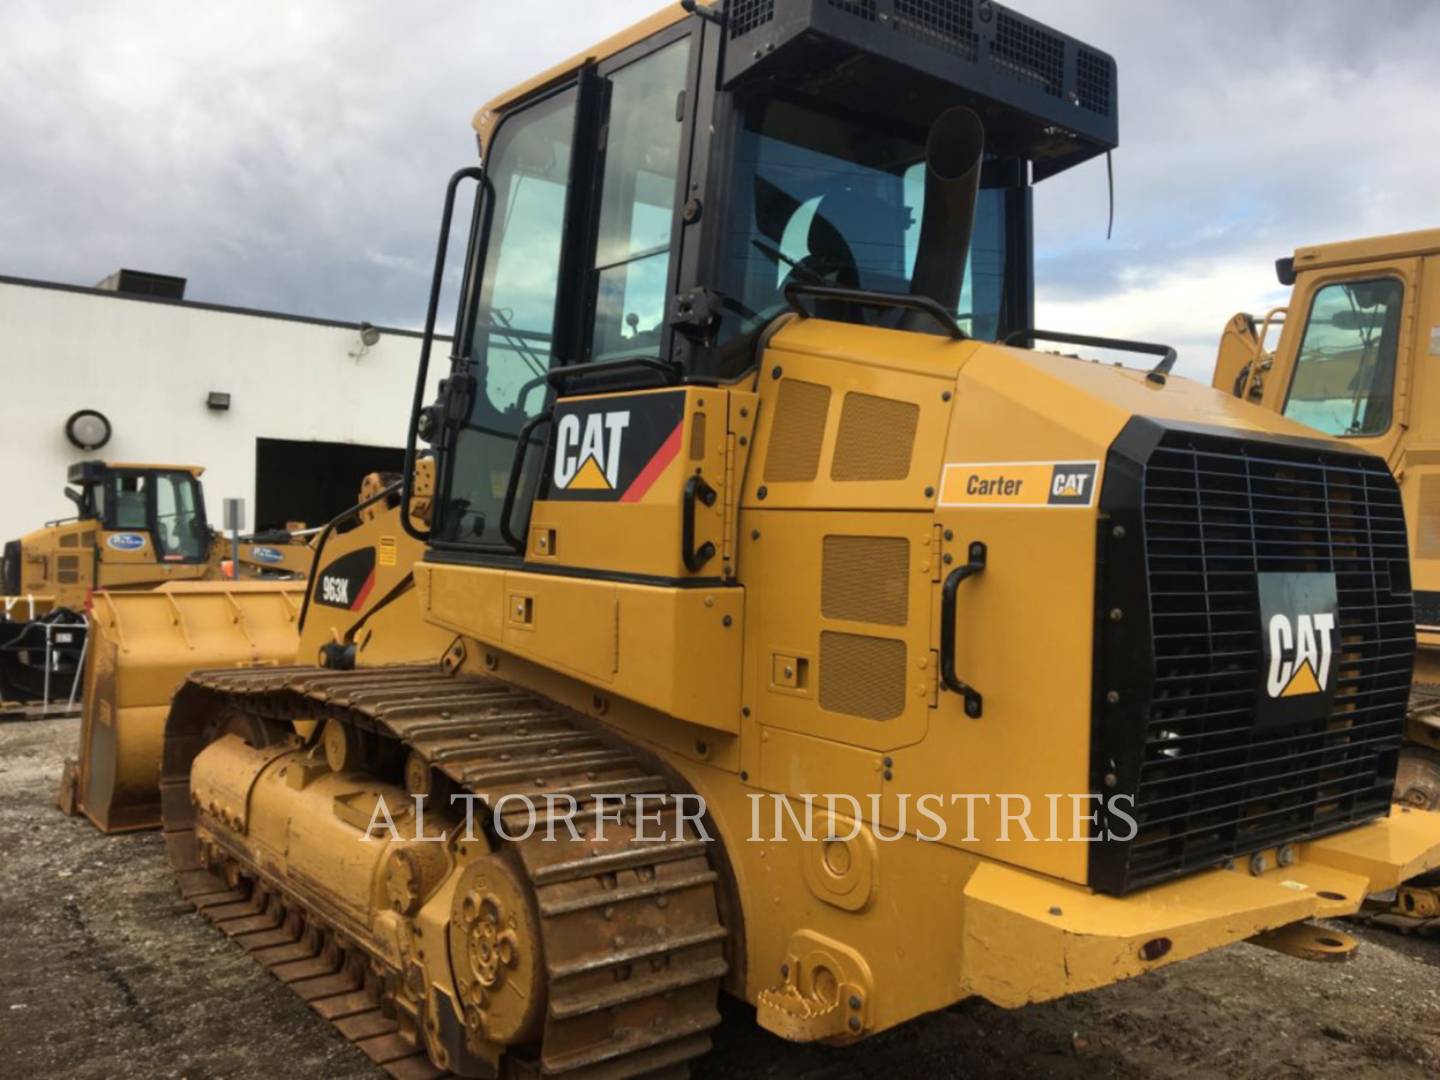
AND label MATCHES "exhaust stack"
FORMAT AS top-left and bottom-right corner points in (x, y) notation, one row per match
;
(906, 107), (986, 333)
